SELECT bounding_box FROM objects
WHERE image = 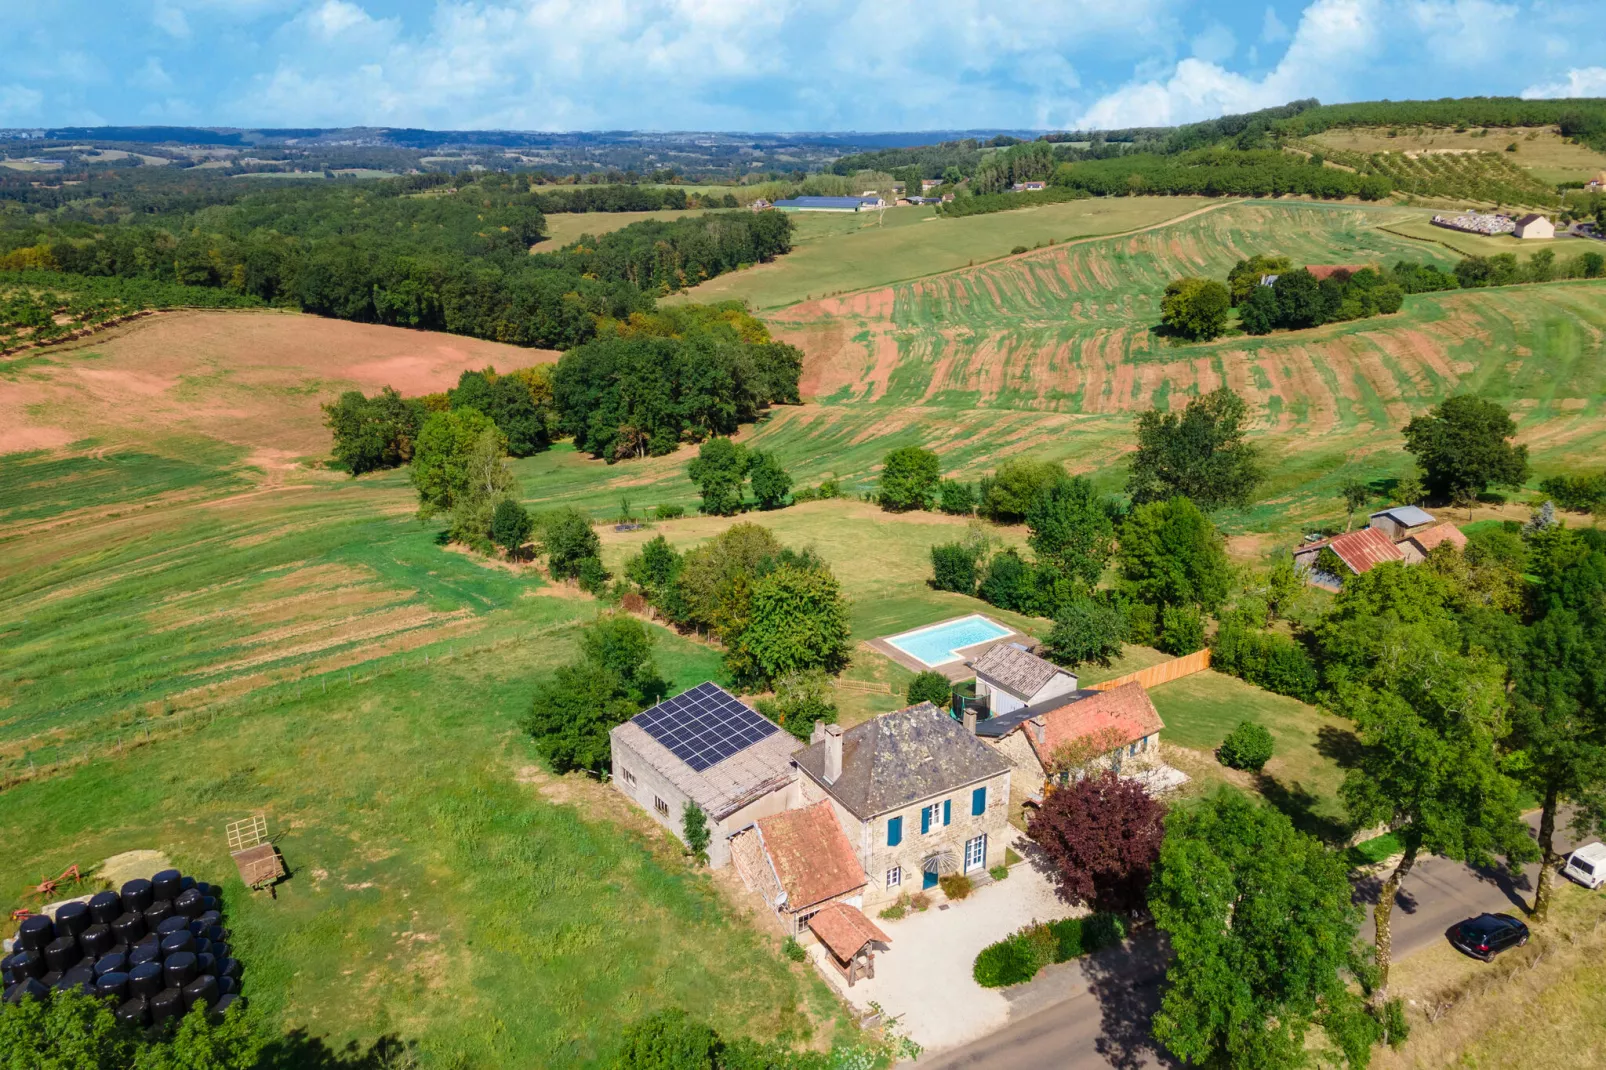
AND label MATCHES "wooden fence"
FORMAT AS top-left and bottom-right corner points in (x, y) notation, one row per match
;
(1086, 648), (1211, 692)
